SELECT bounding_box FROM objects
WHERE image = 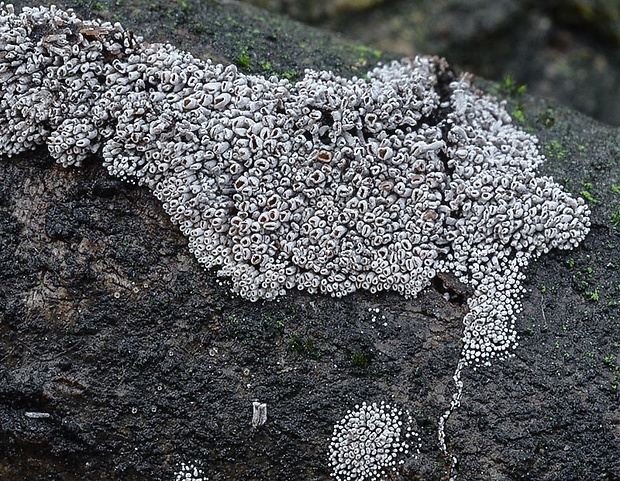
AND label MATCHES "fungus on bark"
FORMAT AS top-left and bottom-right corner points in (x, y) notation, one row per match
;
(0, 4), (590, 367)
